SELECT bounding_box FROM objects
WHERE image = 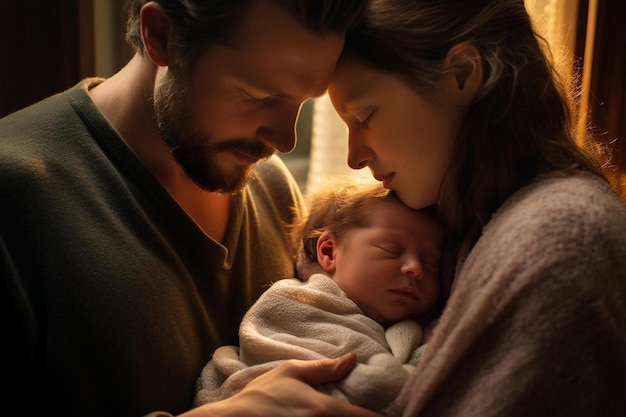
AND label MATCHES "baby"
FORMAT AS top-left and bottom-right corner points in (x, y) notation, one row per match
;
(194, 177), (444, 412)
